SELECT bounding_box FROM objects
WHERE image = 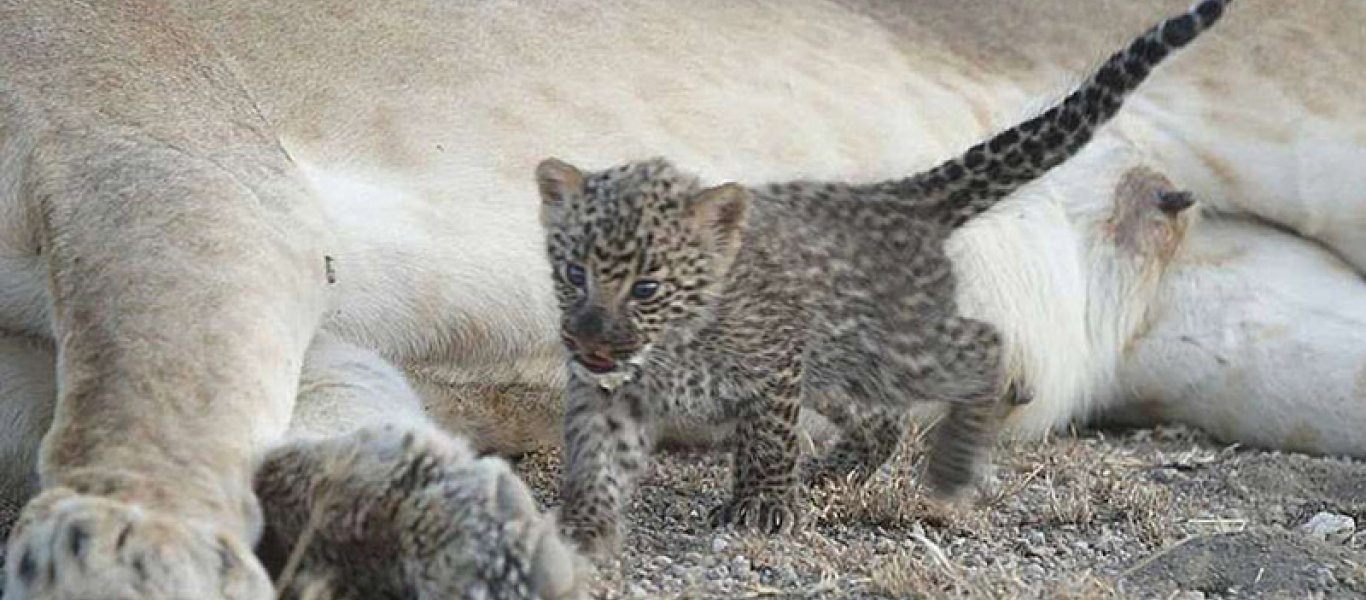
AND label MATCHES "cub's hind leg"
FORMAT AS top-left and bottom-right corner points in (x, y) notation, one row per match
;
(916, 316), (1007, 500)
(802, 400), (908, 487)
